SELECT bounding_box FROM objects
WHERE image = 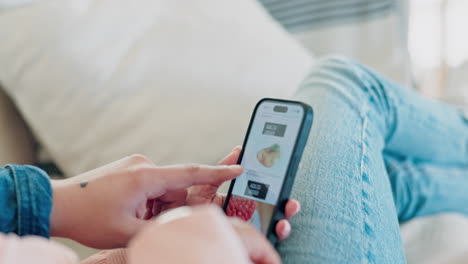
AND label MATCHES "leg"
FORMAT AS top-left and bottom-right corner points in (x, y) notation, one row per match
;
(278, 56), (467, 263)
(385, 155), (468, 222)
